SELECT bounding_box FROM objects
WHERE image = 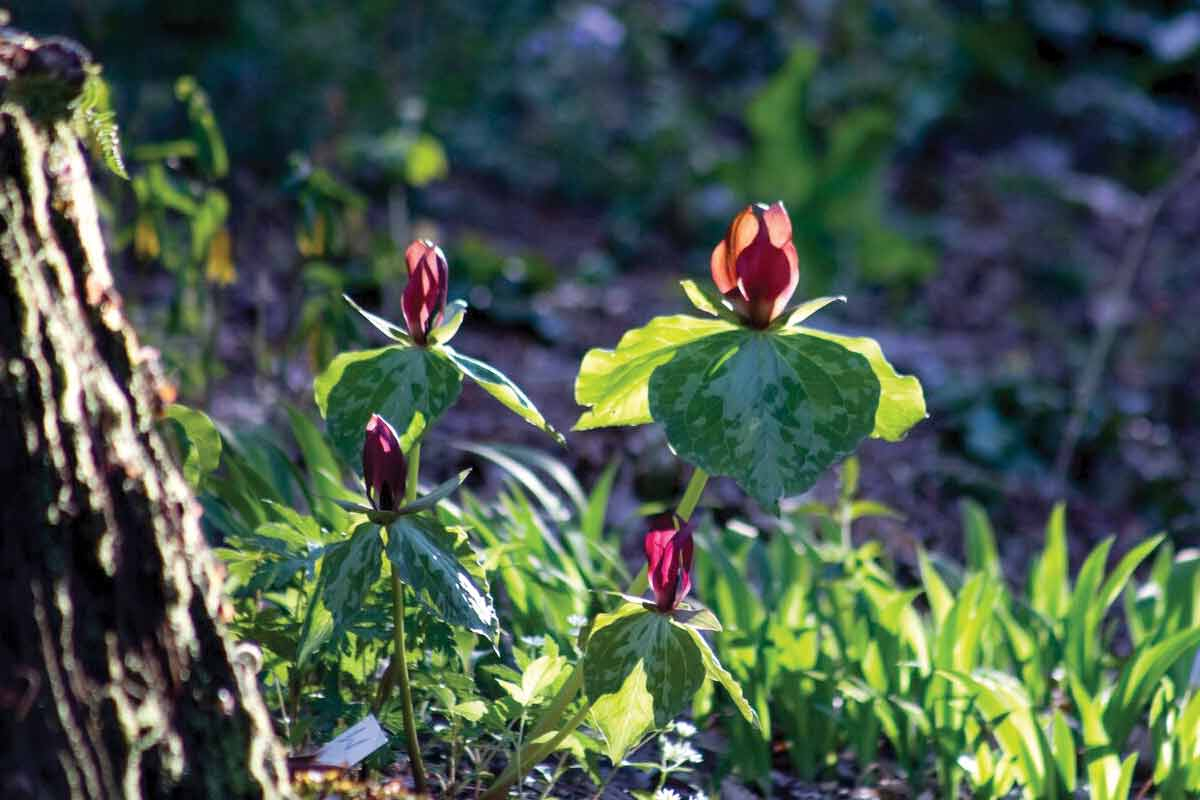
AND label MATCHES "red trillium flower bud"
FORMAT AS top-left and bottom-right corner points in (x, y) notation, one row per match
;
(644, 517), (695, 613)
(402, 239), (449, 345)
(362, 413), (406, 511)
(710, 201), (800, 328)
